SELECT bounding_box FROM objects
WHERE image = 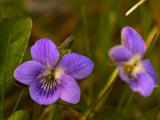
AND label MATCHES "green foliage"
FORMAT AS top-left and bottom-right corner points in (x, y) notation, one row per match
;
(65, 0), (91, 8)
(0, 0), (159, 119)
(0, 3), (22, 20)
(0, 16), (32, 91)
(7, 110), (29, 120)
(0, 0), (24, 6)
(0, 0), (25, 20)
